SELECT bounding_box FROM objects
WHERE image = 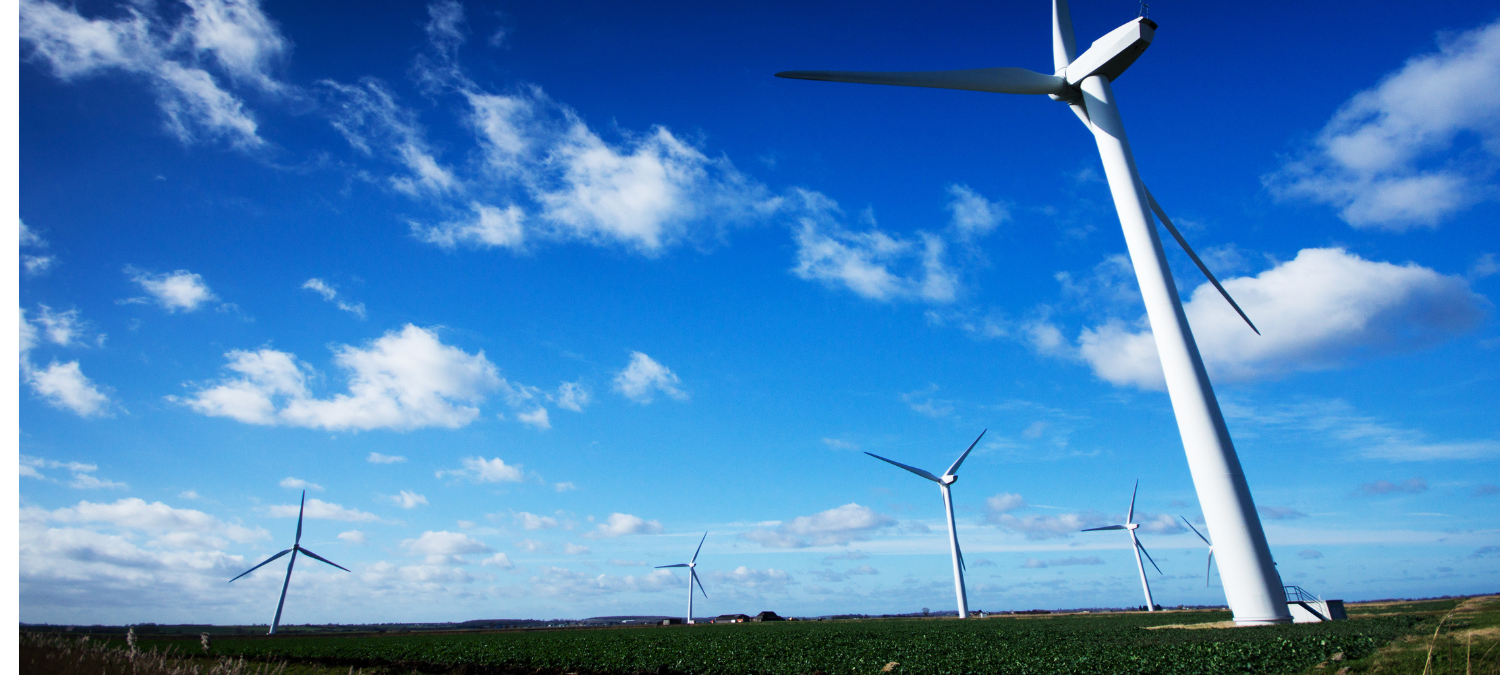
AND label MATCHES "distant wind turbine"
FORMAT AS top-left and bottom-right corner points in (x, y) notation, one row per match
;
(865, 430), (985, 619)
(230, 491), (349, 635)
(1182, 515), (1217, 588)
(656, 532), (708, 624)
(1082, 481), (1161, 611)
(776, 0), (1291, 625)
